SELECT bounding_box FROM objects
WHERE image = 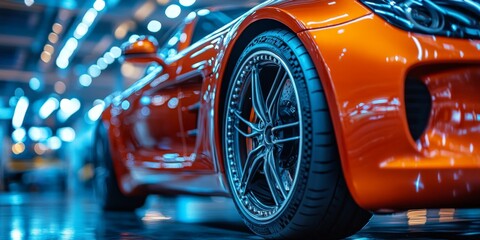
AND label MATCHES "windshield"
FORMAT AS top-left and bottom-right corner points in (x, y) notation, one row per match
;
(191, 8), (250, 44)
(159, 7), (250, 58)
